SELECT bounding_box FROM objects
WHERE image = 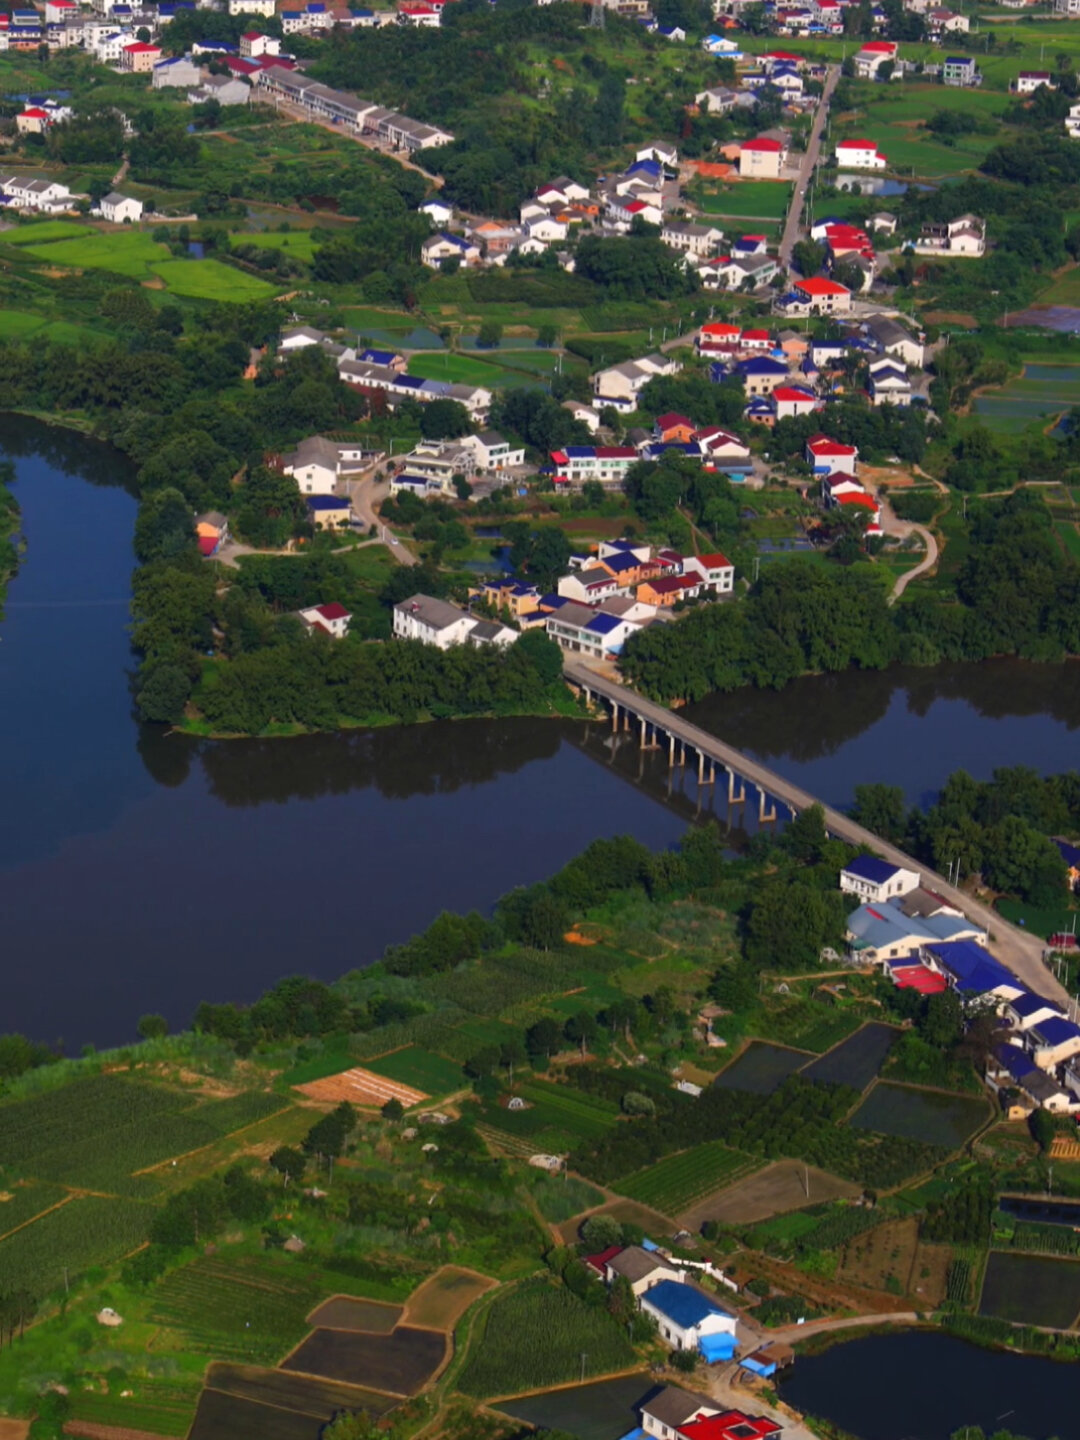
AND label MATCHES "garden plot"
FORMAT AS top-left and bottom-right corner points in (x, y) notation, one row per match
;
(188, 1387), (329, 1440)
(680, 1159), (860, 1229)
(801, 1023), (898, 1091)
(616, 1141), (760, 1217)
(362, 1046), (464, 1096)
(282, 1326), (447, 1395)
(403, 1266), (497, 1330)
(979, 1251), (1080, 1329)
(295, 1066), (427, 1109)
(496, 1374), (660, 1440)
(306, 1297), (403, 1333)
(851, 1082), (990, 1149)
(714, 1042), (815, 1095)
(205, 1361), (397, 1421)
(0, 1195), (151, 1296)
